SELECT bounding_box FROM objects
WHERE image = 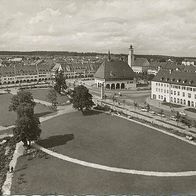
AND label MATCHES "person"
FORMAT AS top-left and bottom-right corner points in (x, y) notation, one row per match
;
(10, 166), (14, 173)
